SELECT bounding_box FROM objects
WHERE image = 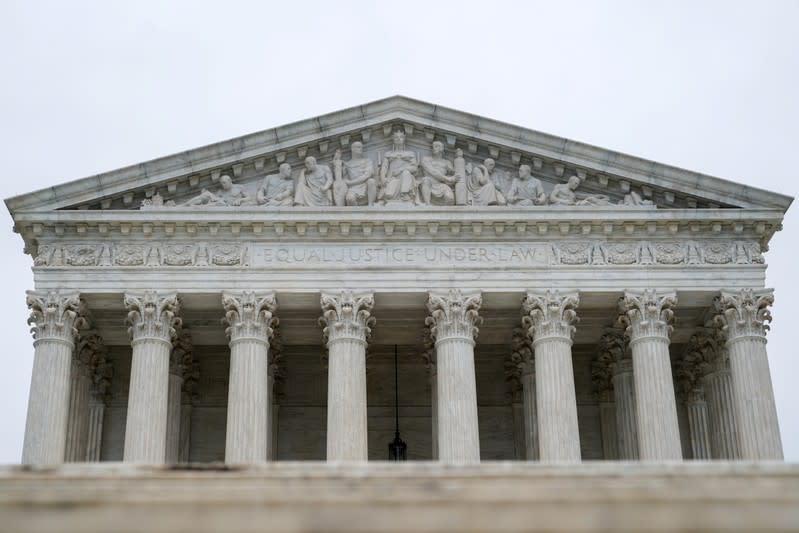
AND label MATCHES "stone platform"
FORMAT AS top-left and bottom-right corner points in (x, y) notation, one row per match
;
(1, 462), (798, 532)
